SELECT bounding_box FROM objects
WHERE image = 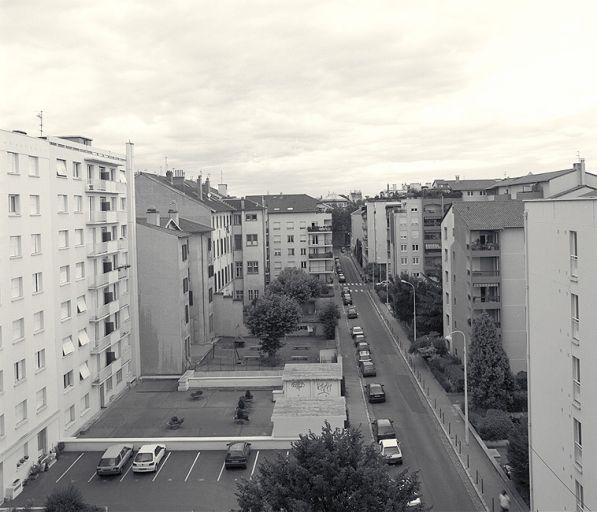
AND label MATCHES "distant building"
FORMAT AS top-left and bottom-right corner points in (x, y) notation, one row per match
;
(387, 198), (424, 277)
(431, 177), (497, 201)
